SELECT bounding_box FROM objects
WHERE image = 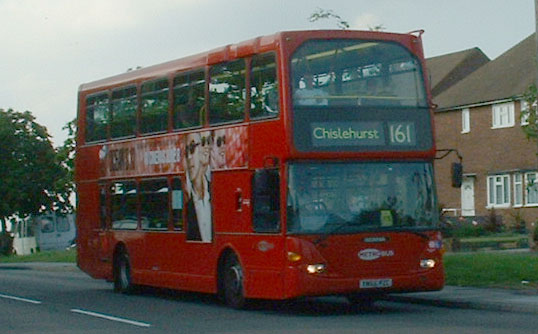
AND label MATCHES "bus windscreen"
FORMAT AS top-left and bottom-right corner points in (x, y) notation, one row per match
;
(287, 162), (438, 234)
